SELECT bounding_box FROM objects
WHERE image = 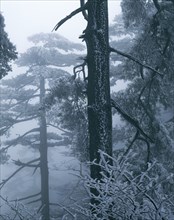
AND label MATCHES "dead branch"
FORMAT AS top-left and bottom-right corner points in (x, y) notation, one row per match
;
(109, 47), (163, 77)
(53, 2), (88, 31)
(73, 60), (87, 80)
